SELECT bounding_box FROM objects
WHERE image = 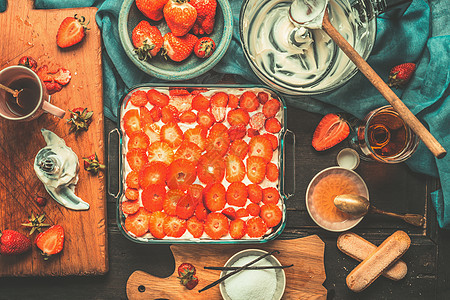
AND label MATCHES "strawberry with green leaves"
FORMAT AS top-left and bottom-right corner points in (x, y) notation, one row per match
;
(0, 230), (31, 255)
(56, 14), (89, 48)
(162, 32), (198, 62)
(164, 0), (197, 37)
(177, 262), (199, 289)
(83, 153), (106, 175)
(18, 56), (37, 71)
(132, 21), (164, 61)
(194, 37), (216, 58)
(388, 63), (416, 88)
(190, 0), (217, 35)
(67, 107), (93, 133)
